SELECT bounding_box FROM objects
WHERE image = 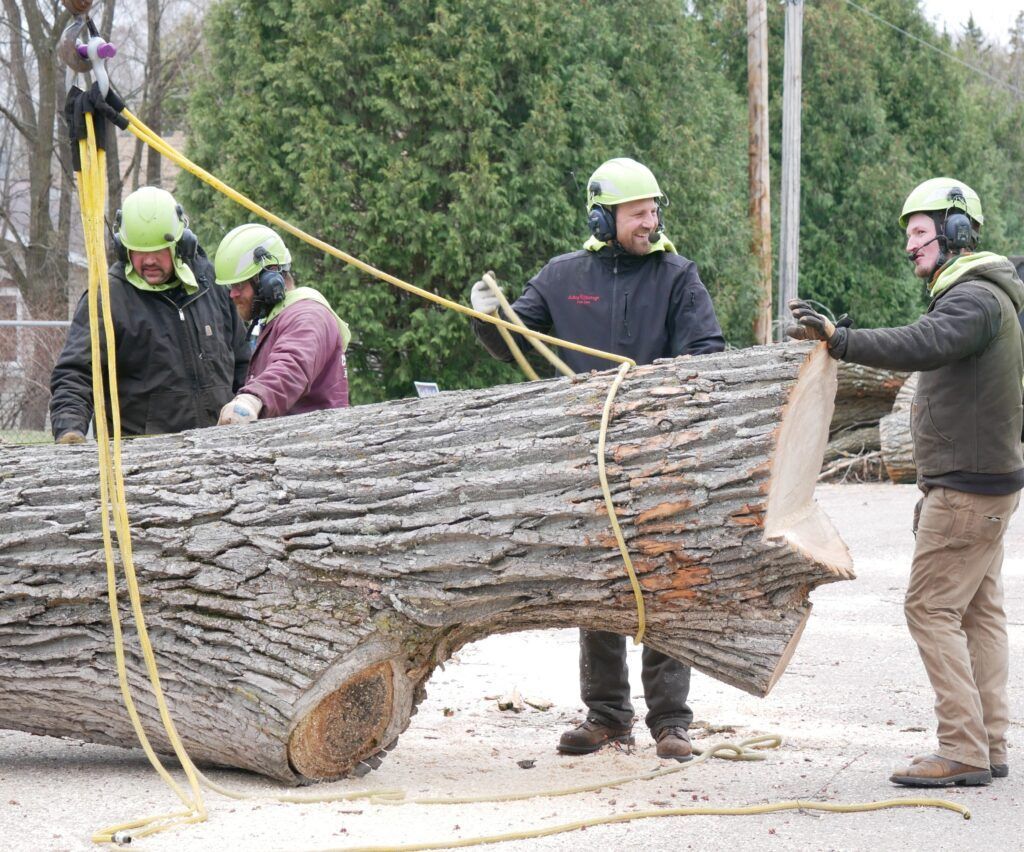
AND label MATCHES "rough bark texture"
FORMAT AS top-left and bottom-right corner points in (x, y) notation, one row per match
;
(831, 363), (907, 433)
(0, 343), (852, 783)
(826, 362), (908, 479)
(879, 372), (918, 484)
